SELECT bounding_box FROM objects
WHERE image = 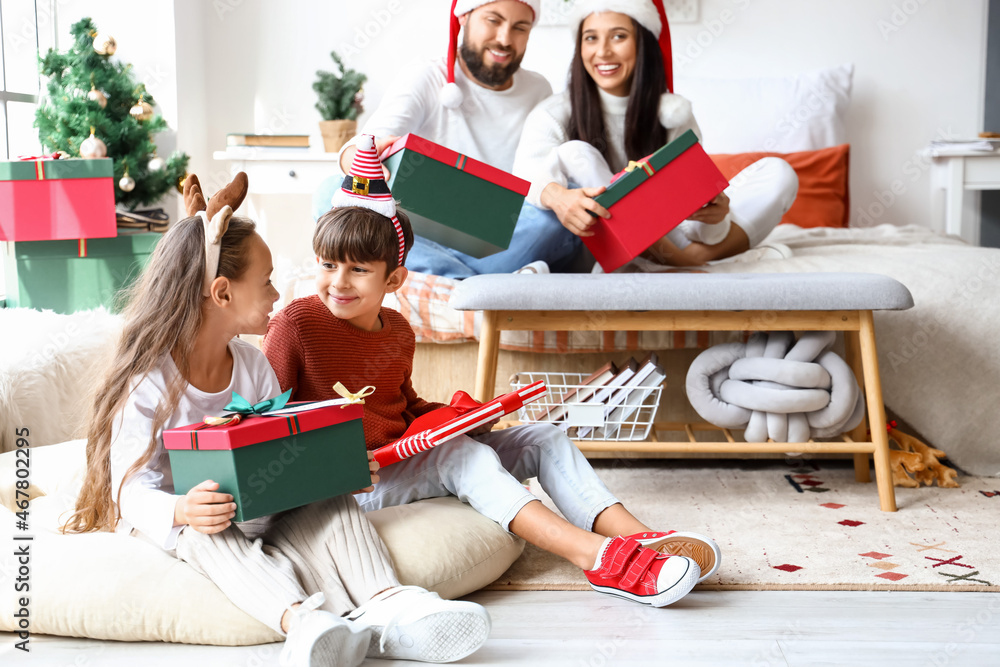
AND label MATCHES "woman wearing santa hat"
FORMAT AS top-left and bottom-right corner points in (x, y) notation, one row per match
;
(513, 0), (800, 268)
